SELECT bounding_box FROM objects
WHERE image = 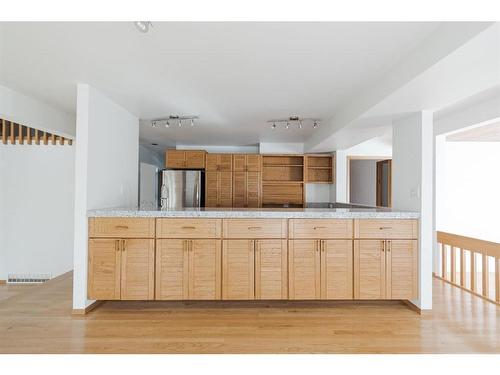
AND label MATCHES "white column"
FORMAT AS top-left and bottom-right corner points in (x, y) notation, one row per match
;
(73, 84), (91, 310)
(392, 111), (434, 310)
